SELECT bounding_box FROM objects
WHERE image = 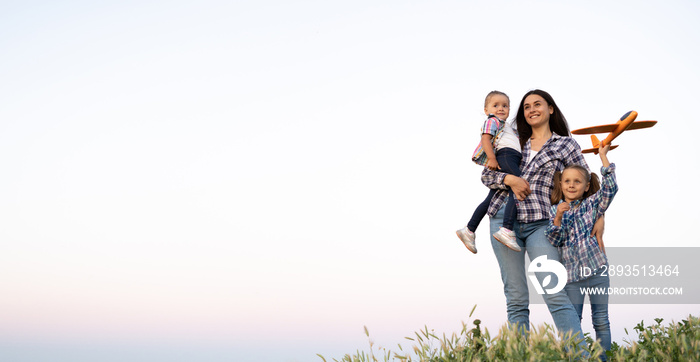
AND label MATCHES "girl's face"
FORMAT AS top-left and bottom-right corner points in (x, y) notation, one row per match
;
(522, 94), (553, 129)
(484, 94), (510, 121)
(560, 168), (590, 202)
